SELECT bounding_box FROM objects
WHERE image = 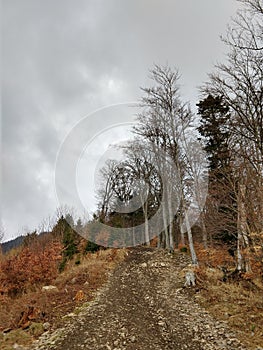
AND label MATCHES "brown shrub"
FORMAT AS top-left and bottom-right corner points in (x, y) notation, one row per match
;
(195, 243), (235, 268)
(0, 240), (62, 297)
